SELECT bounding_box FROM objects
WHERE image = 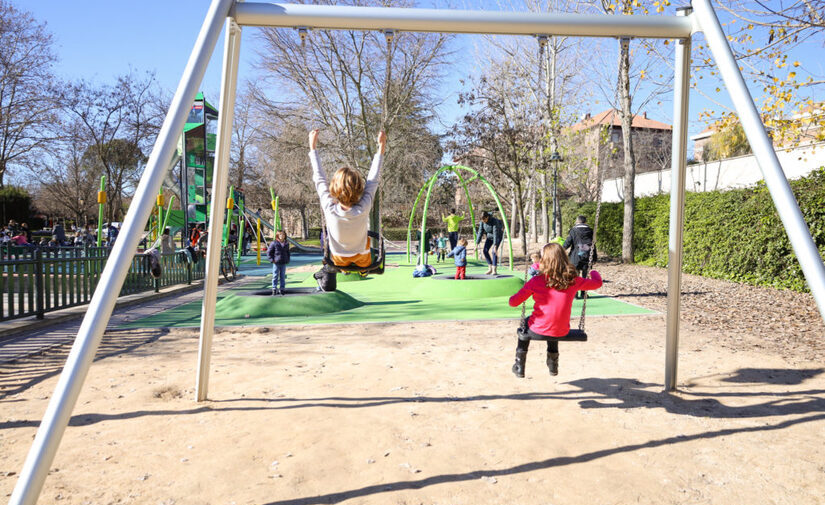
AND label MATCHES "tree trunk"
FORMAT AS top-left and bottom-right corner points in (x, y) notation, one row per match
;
(618, 38), (636, 263)
(529, 174), (537, 246)
(540, 170), (549, 244)
(299, 206), (309, 240)
(509, 188), (518, 240)
(515, 186), (528, 257)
